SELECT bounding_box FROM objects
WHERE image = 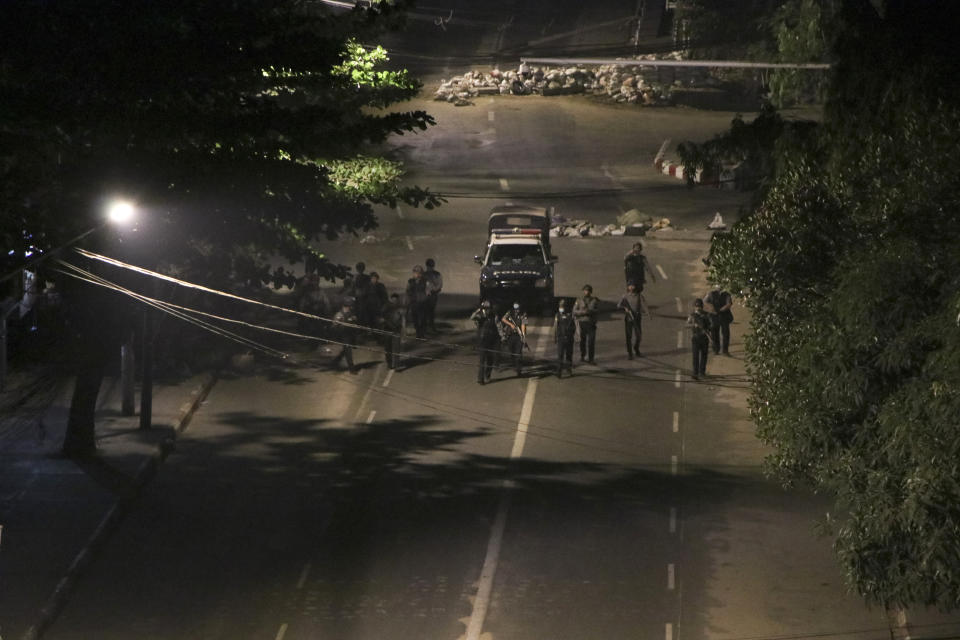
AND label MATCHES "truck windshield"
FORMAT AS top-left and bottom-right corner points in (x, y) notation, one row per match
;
(488, 244), (545, 266)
